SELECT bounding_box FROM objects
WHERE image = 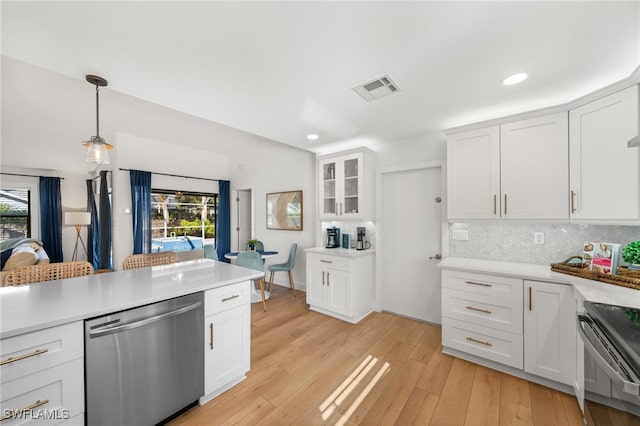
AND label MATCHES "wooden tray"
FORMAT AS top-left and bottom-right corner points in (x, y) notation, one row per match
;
(550, 256), (640, 291)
